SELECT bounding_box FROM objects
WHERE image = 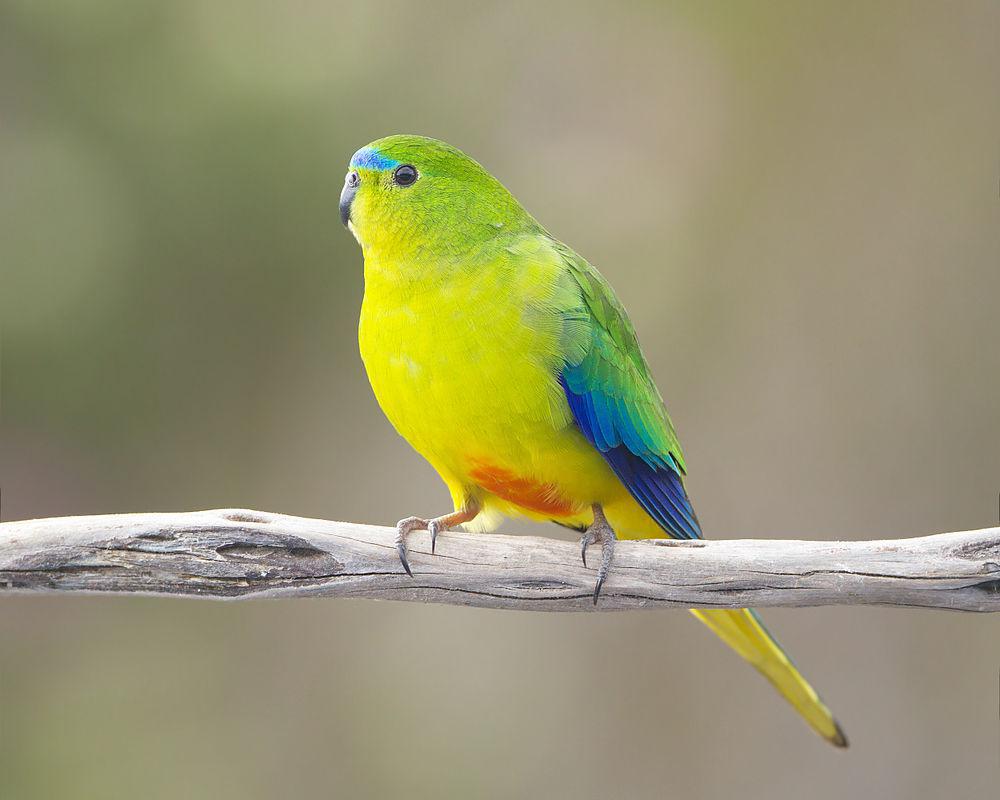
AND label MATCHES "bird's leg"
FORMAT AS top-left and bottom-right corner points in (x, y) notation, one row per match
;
(395, 502), (480, 577)
(580, 503), (617, 605)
